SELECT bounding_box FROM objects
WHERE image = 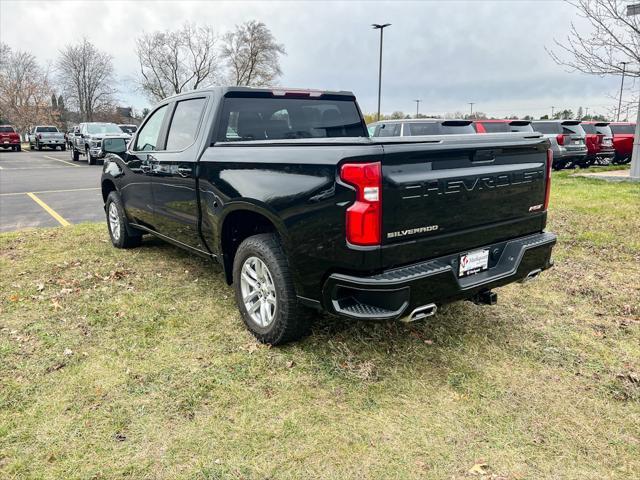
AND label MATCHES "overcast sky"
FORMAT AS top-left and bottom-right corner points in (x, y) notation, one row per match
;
(1, 0), (635, 118)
